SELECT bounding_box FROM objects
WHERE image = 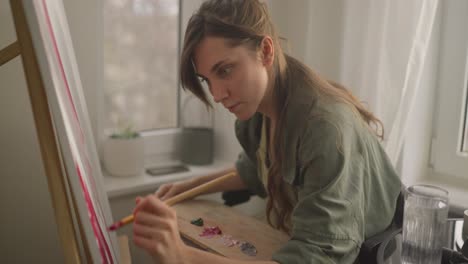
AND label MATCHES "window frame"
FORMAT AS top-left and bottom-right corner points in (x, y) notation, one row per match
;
(460, 73), (468, 153)
(140, 0), (184, 165)
(430, 0), (468, 179)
